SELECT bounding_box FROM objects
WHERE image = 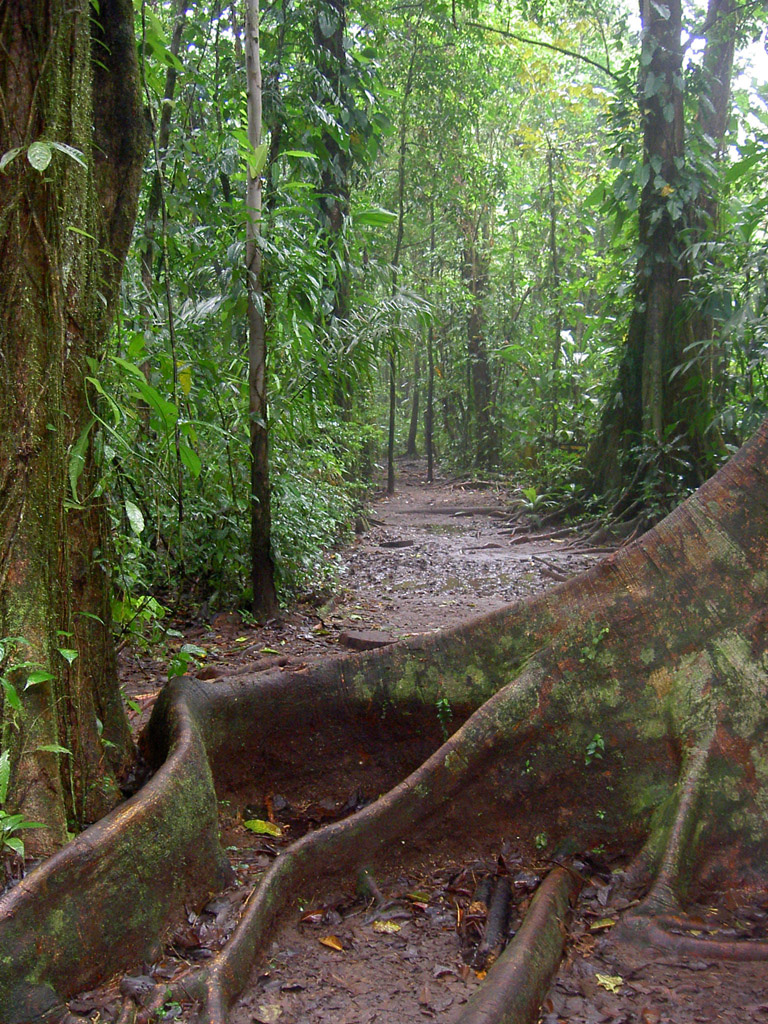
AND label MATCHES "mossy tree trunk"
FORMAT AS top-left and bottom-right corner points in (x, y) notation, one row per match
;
(584, 0), (738, 507)
(0, 0), (145, 853)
